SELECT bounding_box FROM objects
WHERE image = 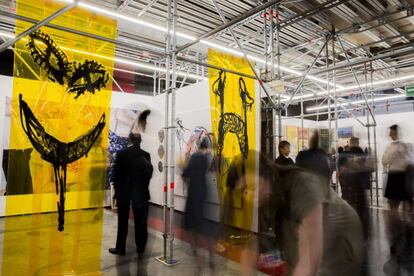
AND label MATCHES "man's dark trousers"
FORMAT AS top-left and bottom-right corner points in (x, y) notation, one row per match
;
(116, 204), (149, 254)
